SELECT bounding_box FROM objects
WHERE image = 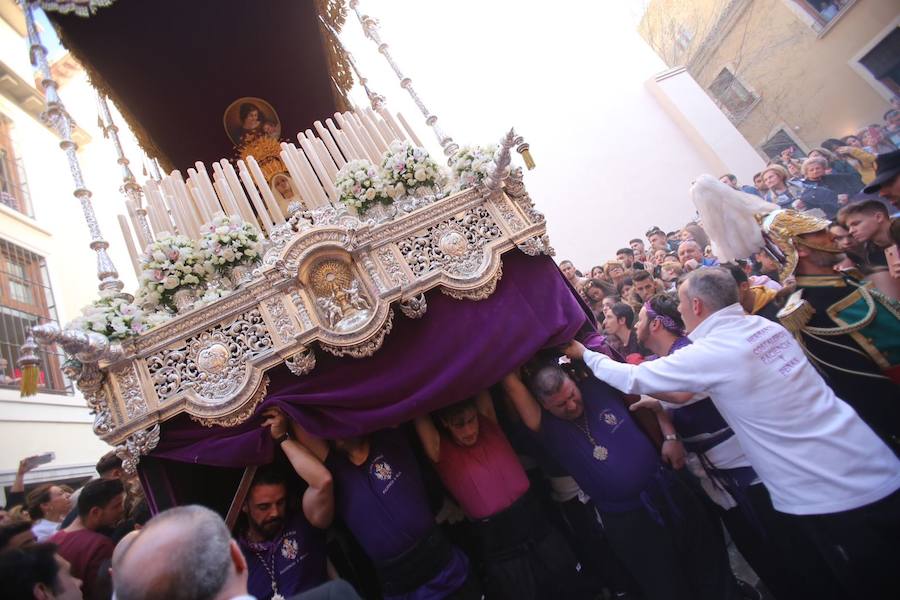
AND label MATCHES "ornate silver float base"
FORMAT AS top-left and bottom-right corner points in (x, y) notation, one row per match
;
(229, 264), (256, 288)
